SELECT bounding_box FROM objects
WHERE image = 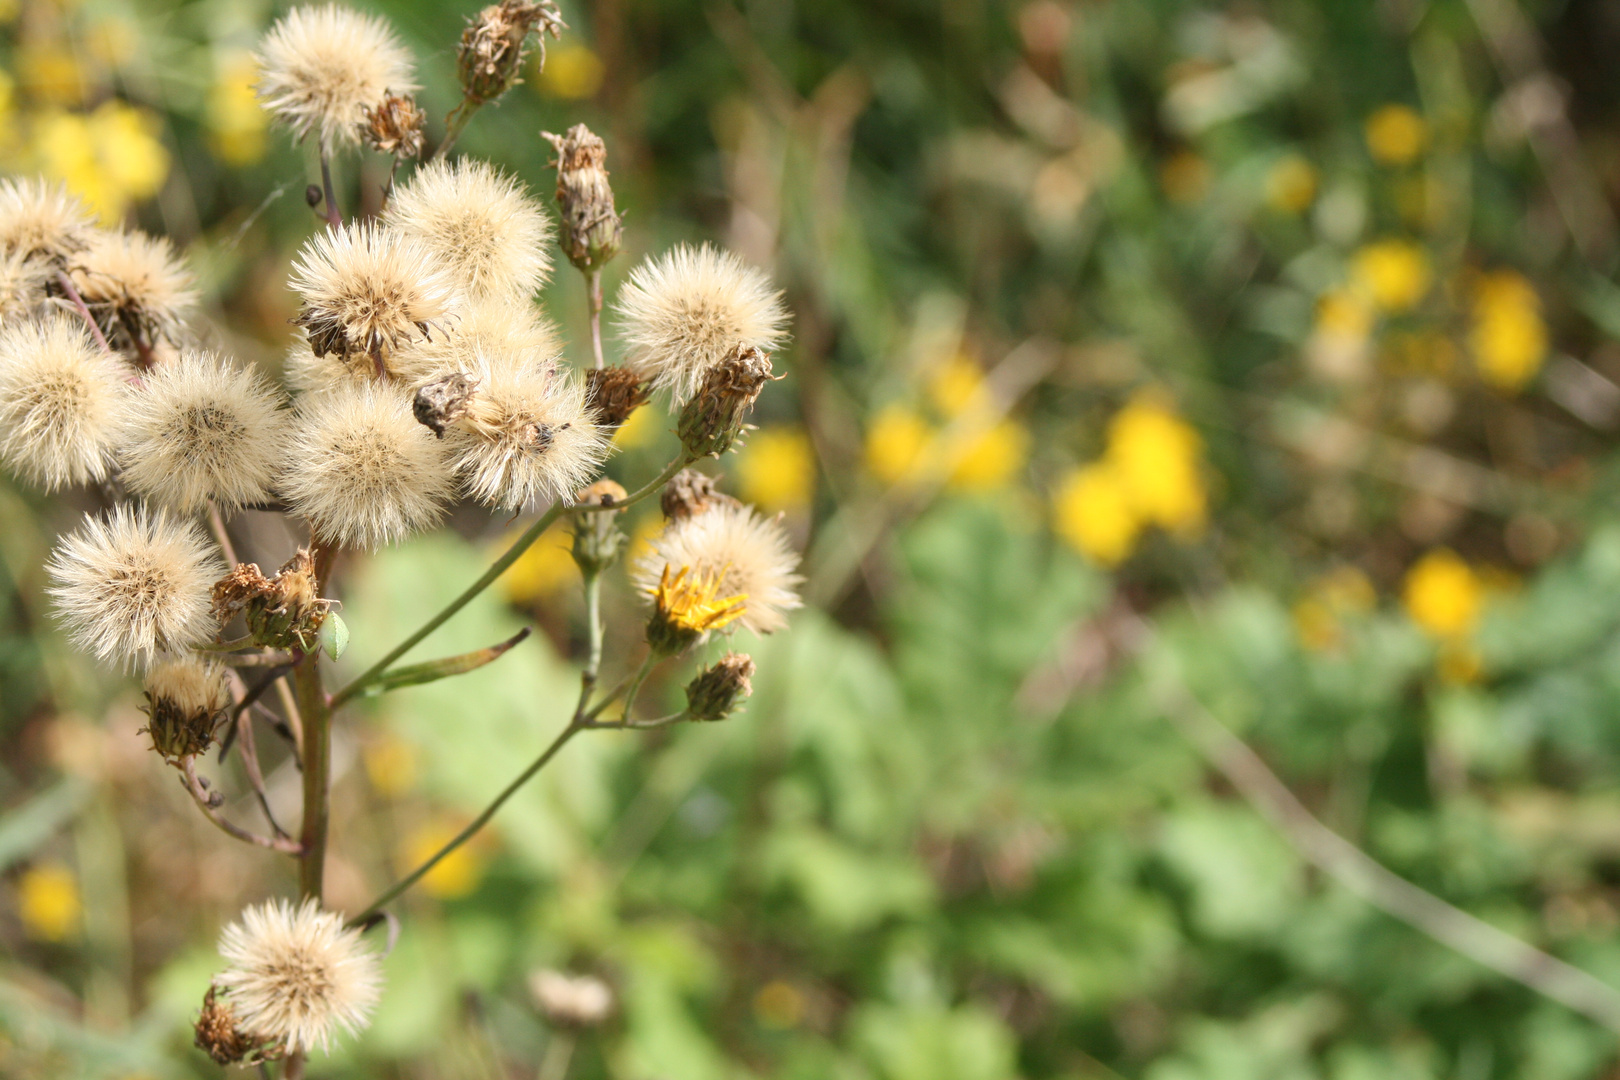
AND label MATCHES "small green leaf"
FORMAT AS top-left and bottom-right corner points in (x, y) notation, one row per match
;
(361, 628), (531, 698)
(320, 611), (350, 661)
